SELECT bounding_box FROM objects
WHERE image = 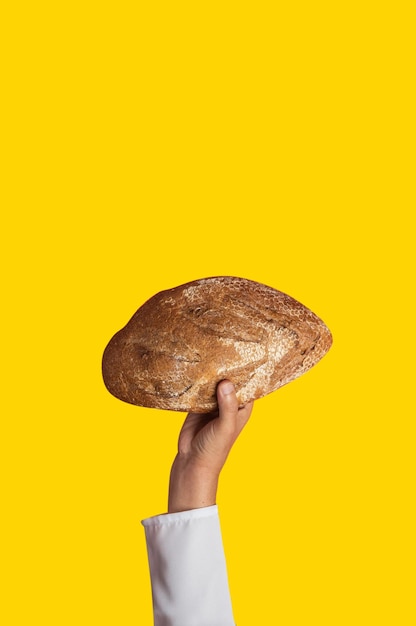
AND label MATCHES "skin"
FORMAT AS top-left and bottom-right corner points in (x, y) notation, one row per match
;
(168, 380), (254, 513)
